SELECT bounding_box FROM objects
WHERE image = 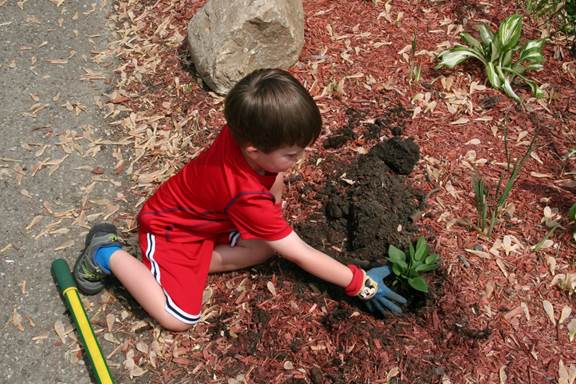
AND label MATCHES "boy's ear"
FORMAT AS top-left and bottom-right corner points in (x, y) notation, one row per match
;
(244, 145), (260, 154)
